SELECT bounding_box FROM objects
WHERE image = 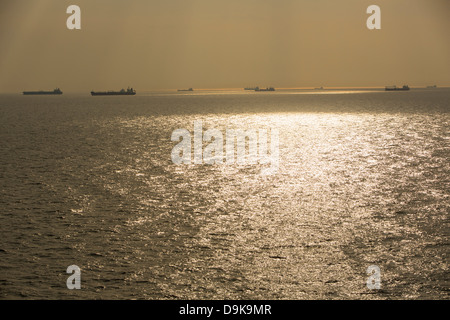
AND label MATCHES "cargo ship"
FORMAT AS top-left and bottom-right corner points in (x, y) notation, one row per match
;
(385, 85), (410, 91)
(91, 87), (136, 96)
(255, 87), (275, 92)
(178, 88), (193, 92)
(23, 88), (62, 95)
